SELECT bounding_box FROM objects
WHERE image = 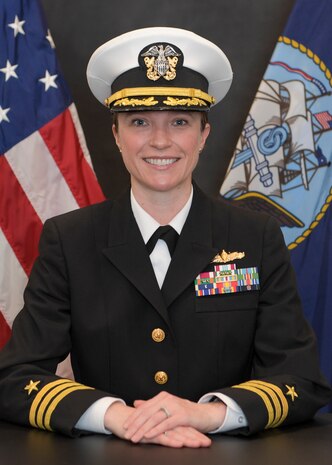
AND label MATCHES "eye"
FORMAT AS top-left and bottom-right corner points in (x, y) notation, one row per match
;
(172, 118), (188, 126)
(131, 118), (147, 127)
